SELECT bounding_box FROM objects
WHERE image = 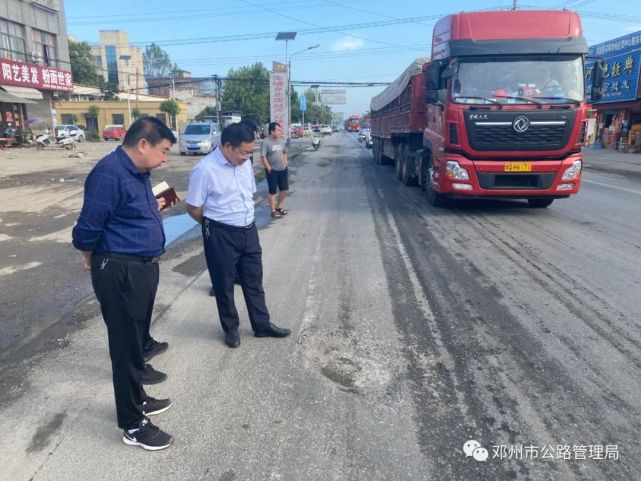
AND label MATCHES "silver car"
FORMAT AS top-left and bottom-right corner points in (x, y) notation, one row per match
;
(179, 122), (220, 155)
(55, 124), (85, 142)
